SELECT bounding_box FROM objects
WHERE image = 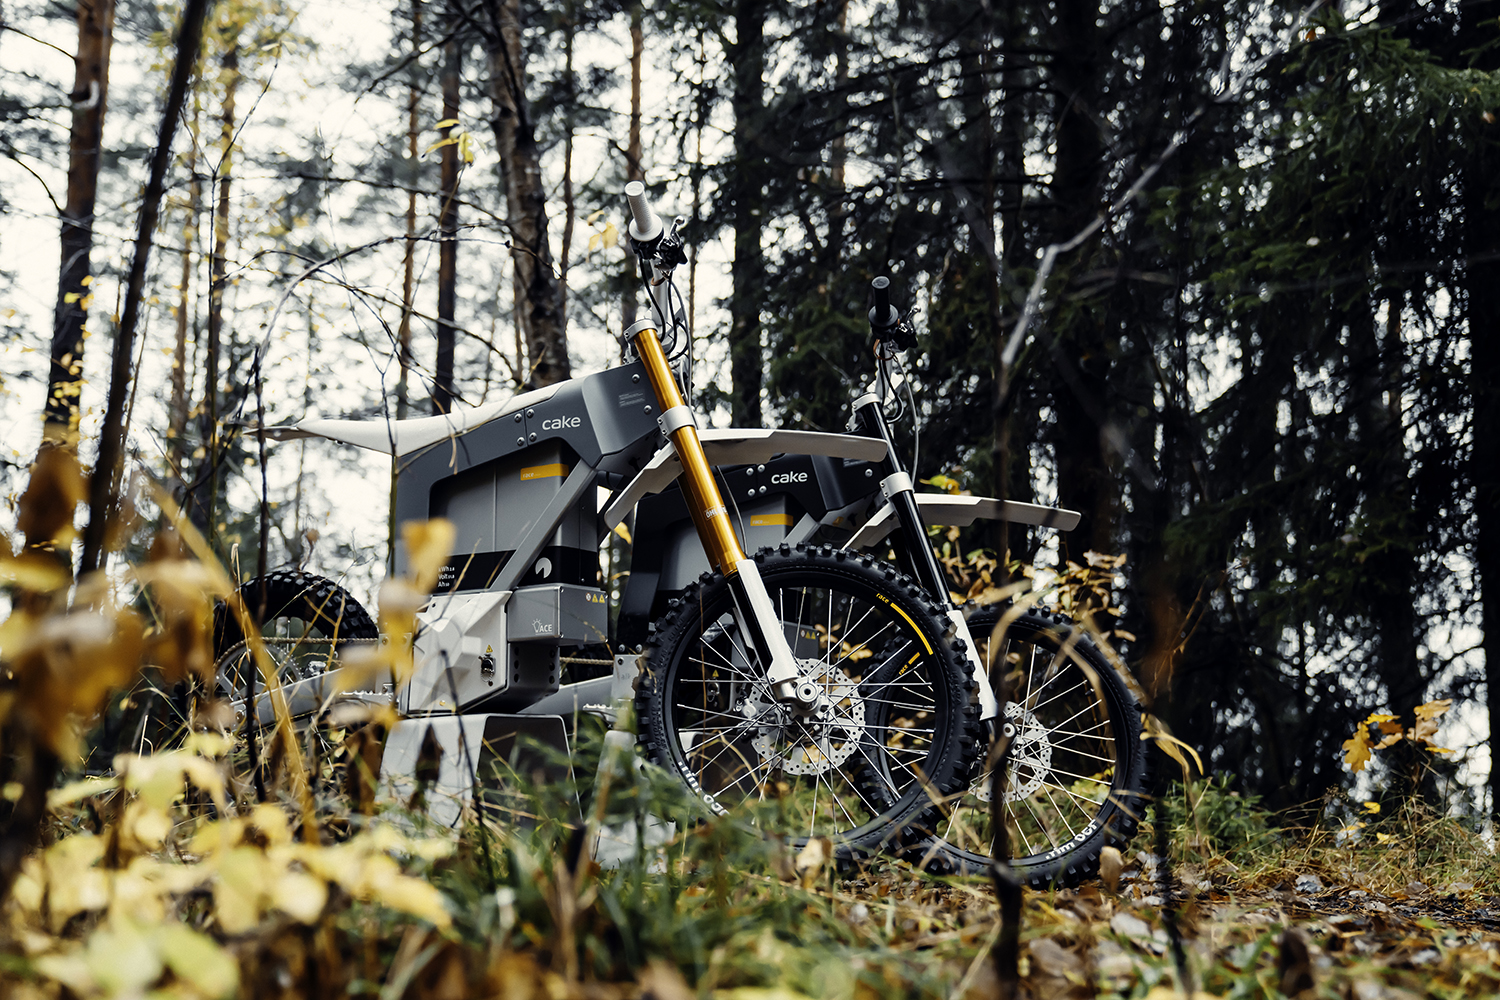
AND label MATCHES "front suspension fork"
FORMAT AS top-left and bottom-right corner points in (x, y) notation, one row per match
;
(629, 320), (808, 705)
(851, 391), (1000, 721)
